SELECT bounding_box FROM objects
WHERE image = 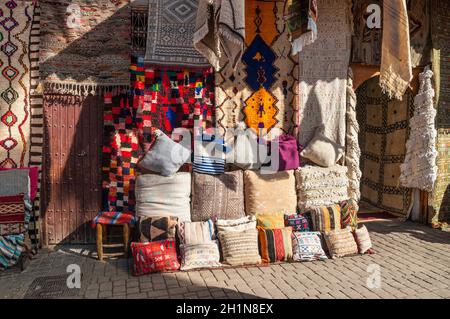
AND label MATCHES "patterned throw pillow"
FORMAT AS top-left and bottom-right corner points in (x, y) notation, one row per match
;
(284, 213), (312, 232)
(0, 194), (26, 236)
(258, 227), (293, 263)
(180, 241), (222, 271)
(139, 216), (178, 242)
(191, 170), (245, 222)
(218, 228), (261, 266)
(354, 225), (373, 254)
(131, 239), (180, 276)
(311, 204), (342, 232)
(256, 212), (285, 229)
(216, 215), (256, 233)
(324, 228), (358, 258)
(178, 220), (215, 245)
(340, 200), (358, 230)
(243, 170), (297, 215)
(292, 231), (328, 262)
